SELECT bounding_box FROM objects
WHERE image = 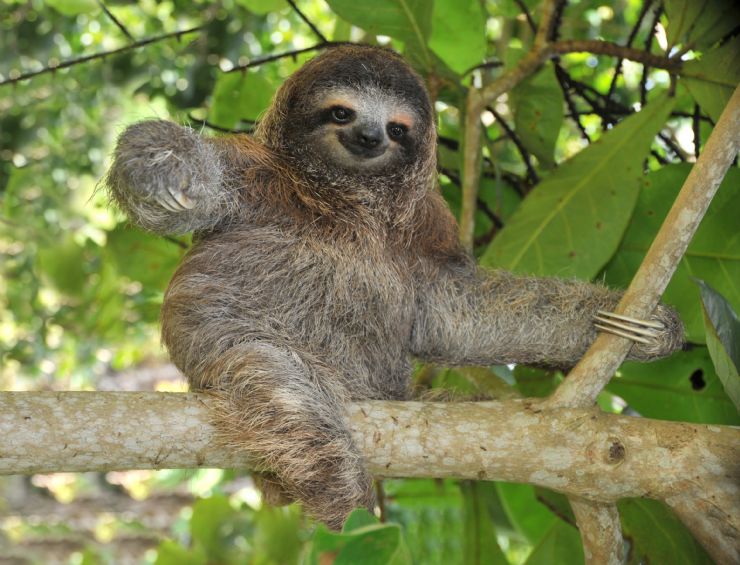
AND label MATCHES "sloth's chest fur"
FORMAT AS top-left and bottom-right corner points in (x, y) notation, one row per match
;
(163, 224), (416, 395)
